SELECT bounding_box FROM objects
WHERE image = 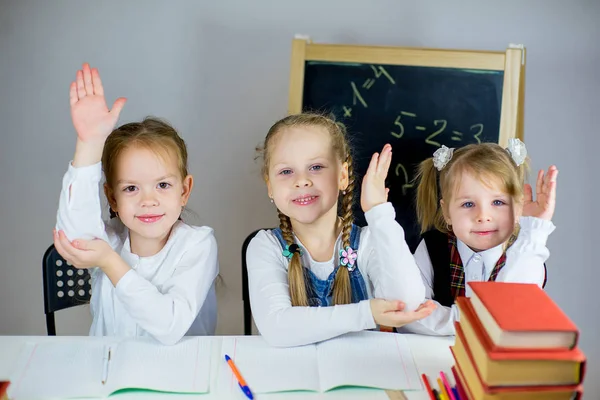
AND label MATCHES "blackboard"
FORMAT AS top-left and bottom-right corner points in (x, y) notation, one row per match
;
(288, 40), (525, 250)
